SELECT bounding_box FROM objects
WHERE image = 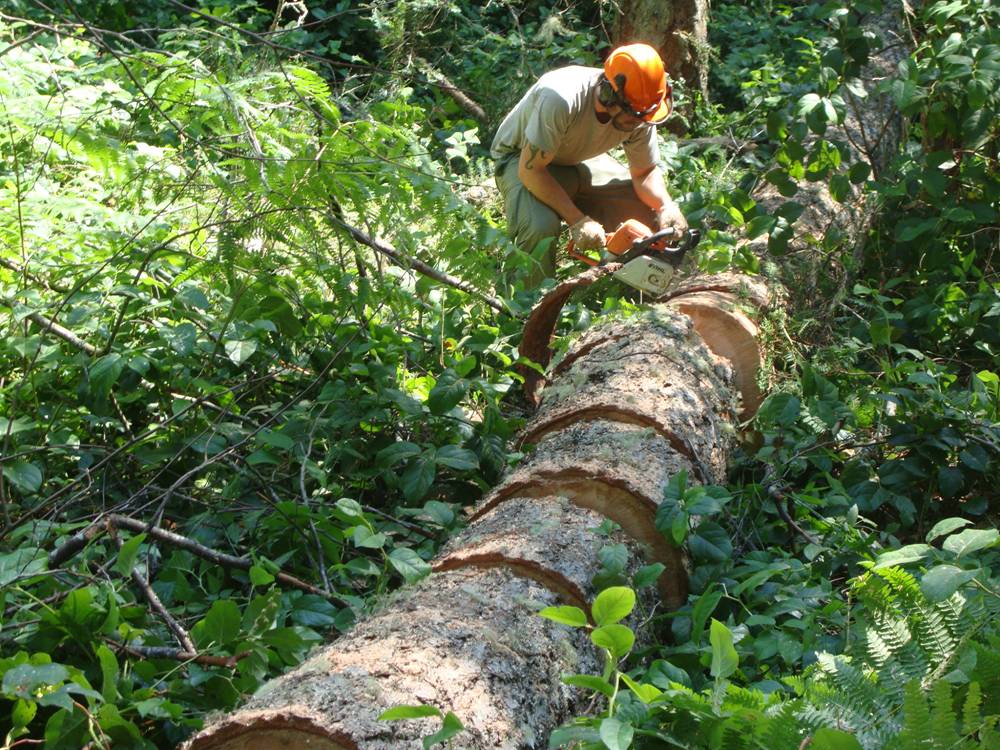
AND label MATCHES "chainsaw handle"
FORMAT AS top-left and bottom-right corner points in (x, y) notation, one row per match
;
(613, 228), (701, 266)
